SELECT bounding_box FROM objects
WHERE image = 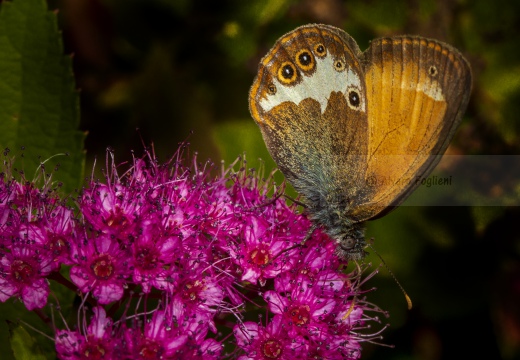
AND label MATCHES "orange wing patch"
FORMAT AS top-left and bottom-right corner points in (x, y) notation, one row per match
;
(351, 37), (471, 220)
